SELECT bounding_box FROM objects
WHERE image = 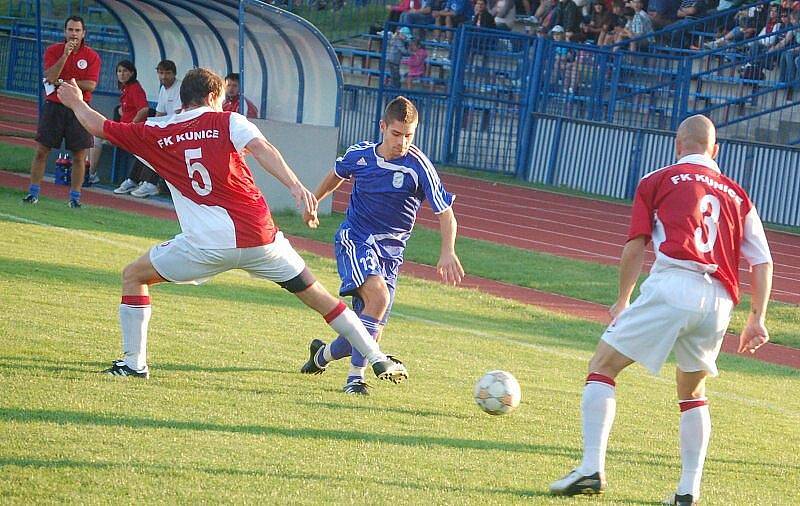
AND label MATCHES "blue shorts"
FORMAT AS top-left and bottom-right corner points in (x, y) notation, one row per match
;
(335, 227), (401, 298)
